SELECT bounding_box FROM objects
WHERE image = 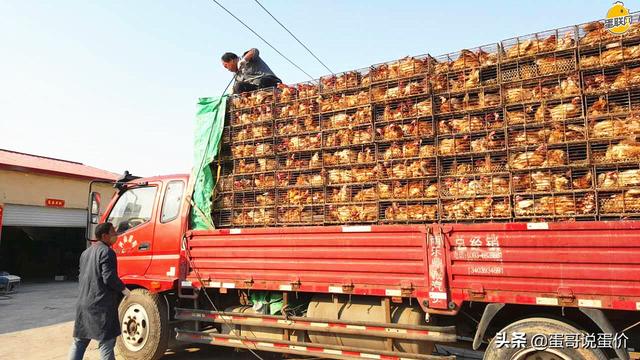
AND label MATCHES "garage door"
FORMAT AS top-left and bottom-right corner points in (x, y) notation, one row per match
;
(2, 204), (87, 228)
